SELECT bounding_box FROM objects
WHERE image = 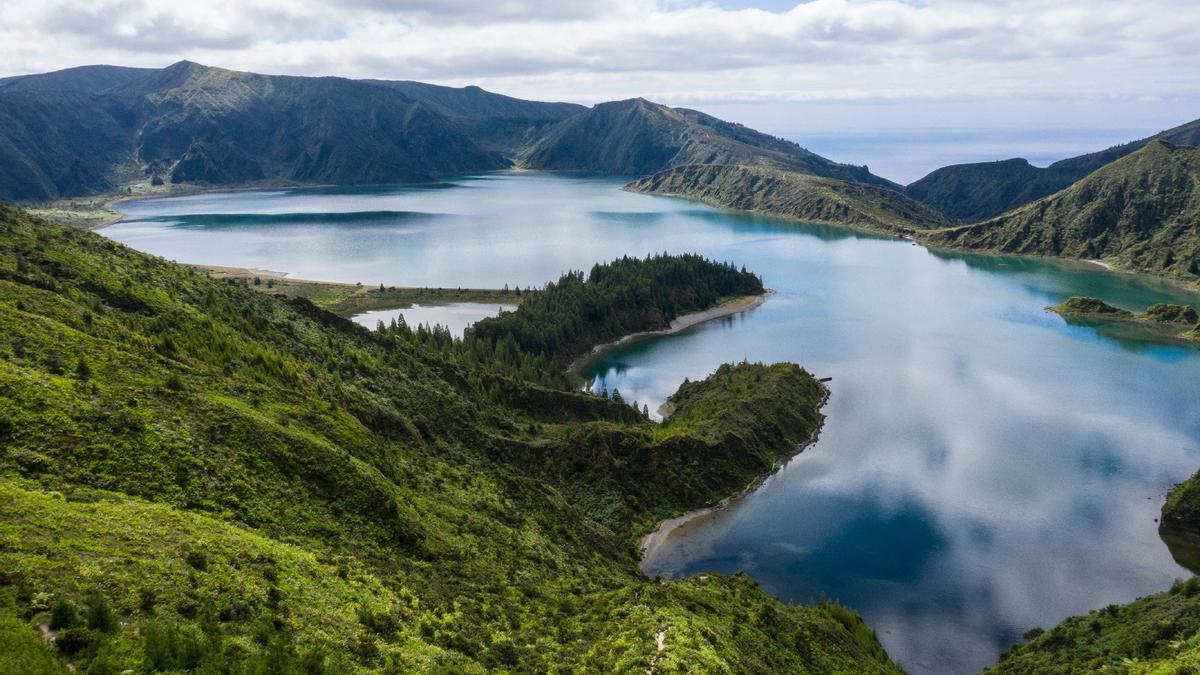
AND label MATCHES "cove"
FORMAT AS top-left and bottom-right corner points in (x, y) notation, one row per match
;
(108, 171), (1200, 674)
